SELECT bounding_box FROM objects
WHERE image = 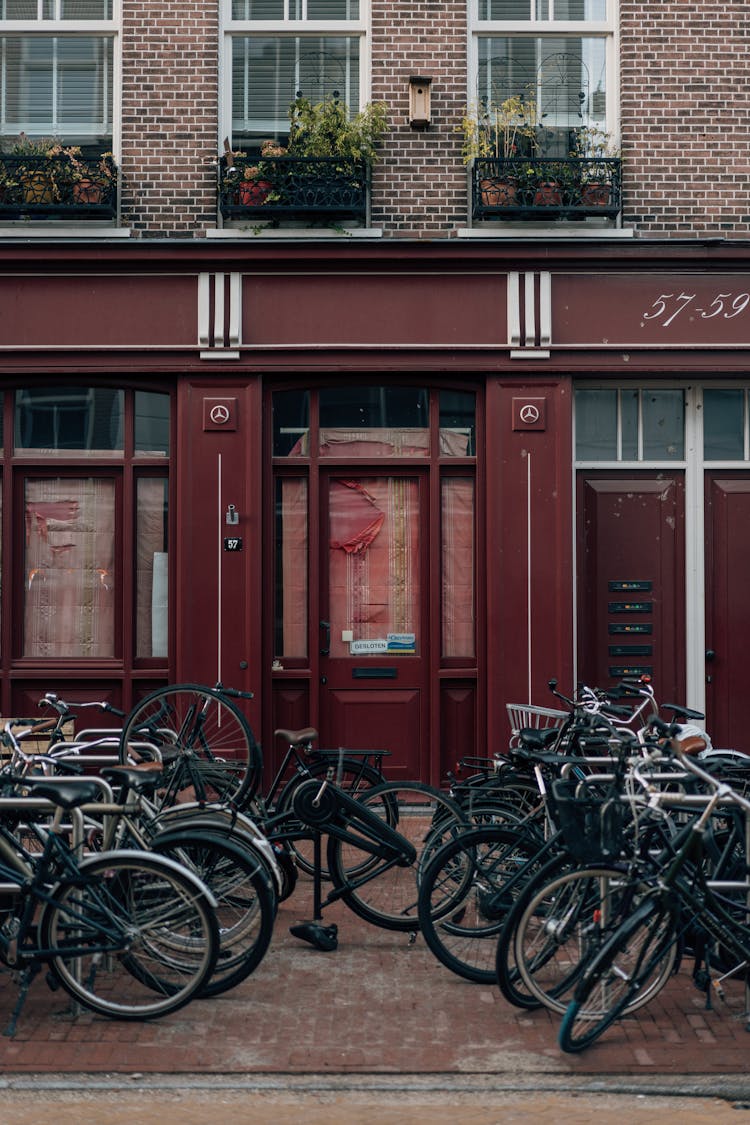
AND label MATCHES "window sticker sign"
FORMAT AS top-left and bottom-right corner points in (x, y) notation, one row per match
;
(387, 633), (416, 653)
(350, 639), (389, 654)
